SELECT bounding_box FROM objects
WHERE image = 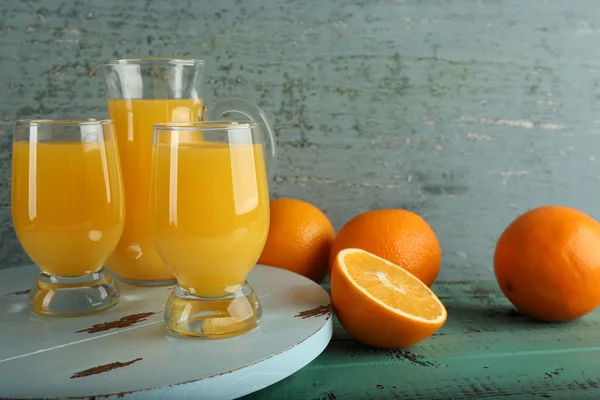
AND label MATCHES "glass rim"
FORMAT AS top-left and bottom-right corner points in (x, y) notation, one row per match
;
(154, 121), (259, 132)
(15, 118), (113, 127)
(99, 58), (205, 67)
